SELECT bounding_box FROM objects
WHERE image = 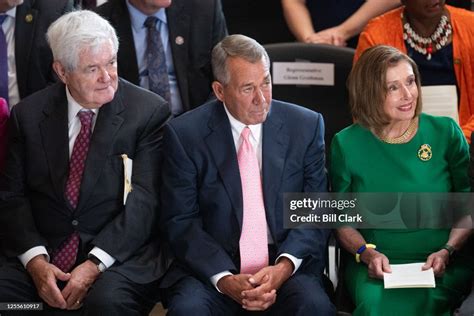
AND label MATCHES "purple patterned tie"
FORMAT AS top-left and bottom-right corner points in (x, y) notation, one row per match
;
(0, 15), (9, 105)
(52, 110), (94, 272)
(144, 16), (171, 105)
